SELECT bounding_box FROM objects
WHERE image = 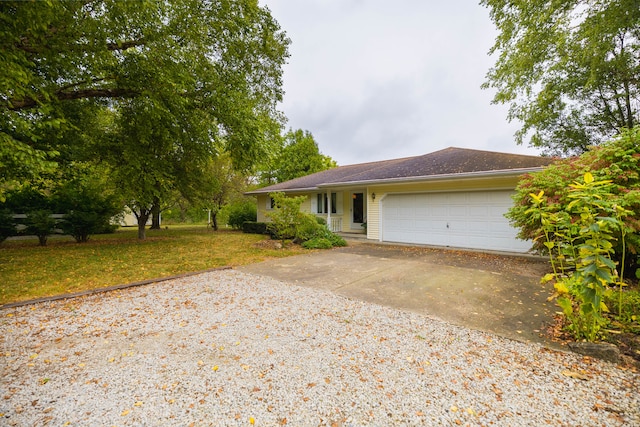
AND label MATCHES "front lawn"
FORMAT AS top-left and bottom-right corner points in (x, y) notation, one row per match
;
(0, 226), (305, 305)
